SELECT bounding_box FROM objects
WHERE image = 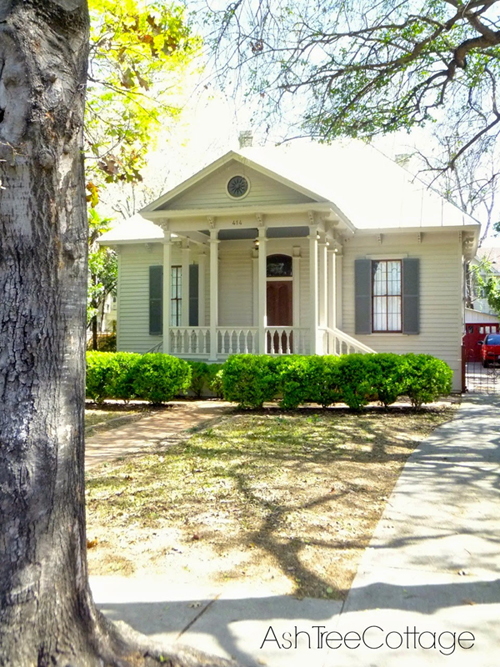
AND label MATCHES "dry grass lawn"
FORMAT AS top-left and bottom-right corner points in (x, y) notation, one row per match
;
(85, 402), (456, 600)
